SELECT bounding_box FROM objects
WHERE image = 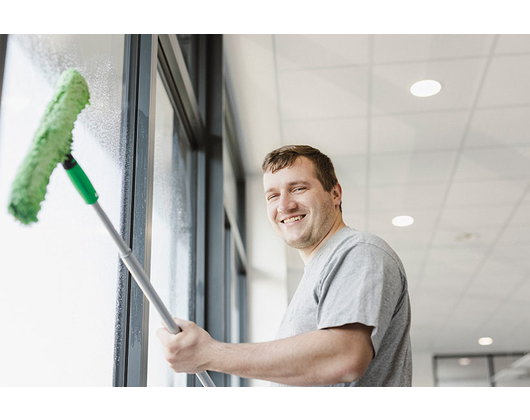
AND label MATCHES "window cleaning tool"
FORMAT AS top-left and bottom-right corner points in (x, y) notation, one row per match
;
(7, 68), (215, 388)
